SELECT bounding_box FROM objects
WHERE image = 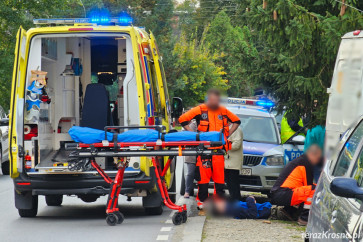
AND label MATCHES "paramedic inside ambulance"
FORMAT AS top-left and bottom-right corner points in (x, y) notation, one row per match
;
(179, 88), (241, 210)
